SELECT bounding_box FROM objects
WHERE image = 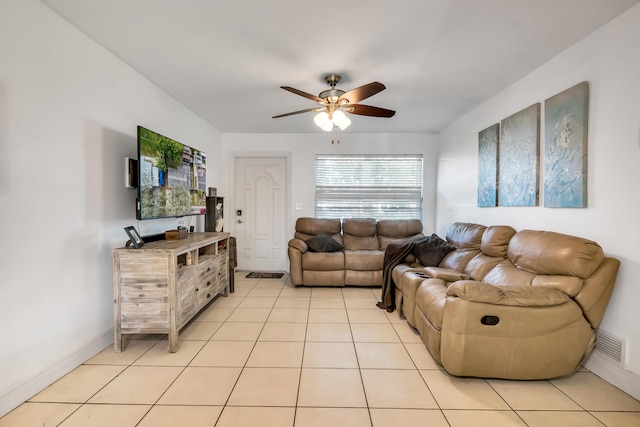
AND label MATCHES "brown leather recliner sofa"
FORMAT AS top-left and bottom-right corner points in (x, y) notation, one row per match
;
(288, 217), (423, 286)
(392, 222), (620, 380)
